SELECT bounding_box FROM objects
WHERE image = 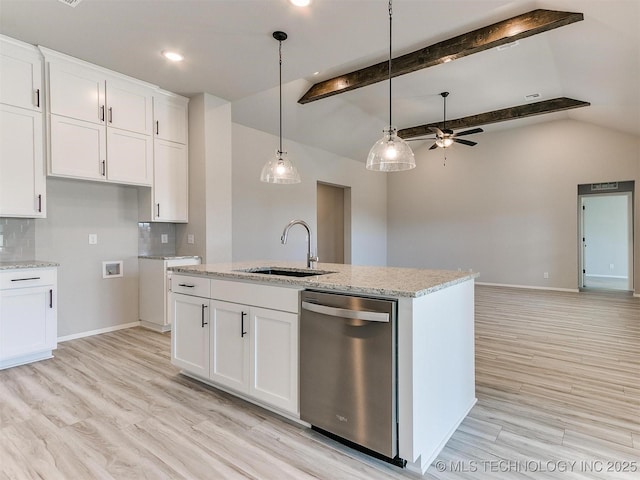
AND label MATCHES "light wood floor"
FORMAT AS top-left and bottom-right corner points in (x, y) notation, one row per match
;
(1, 286), (638, 479)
